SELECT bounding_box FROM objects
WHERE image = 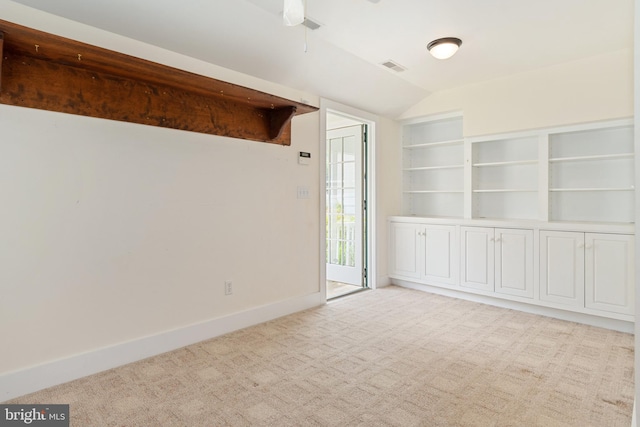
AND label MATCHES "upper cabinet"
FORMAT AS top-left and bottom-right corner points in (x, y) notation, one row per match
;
(402, 115), (464, 218)
(401, 117), (634, 224)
